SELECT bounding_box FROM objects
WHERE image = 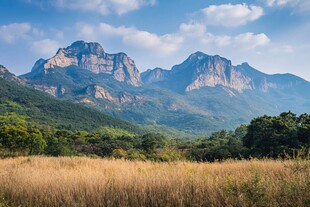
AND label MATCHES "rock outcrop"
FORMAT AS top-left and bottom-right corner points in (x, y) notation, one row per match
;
(86, 84), (115, 101)
(32, 85), (65, 97)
